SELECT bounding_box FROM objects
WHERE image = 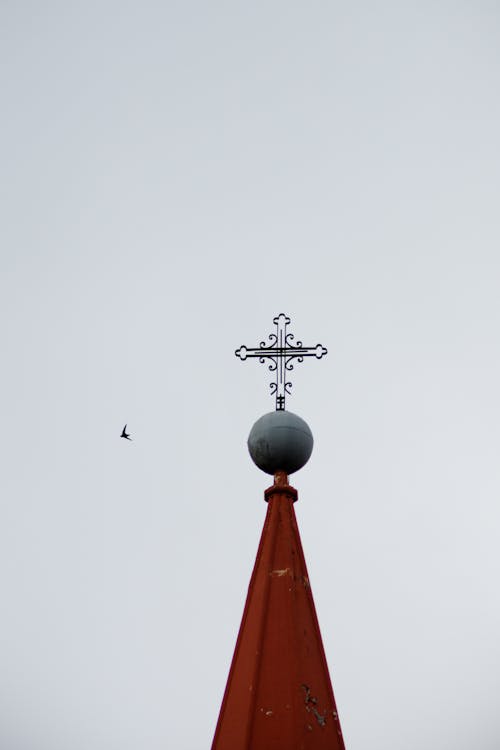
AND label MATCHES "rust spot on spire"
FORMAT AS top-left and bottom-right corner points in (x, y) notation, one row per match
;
(274, 469), (289, 487)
